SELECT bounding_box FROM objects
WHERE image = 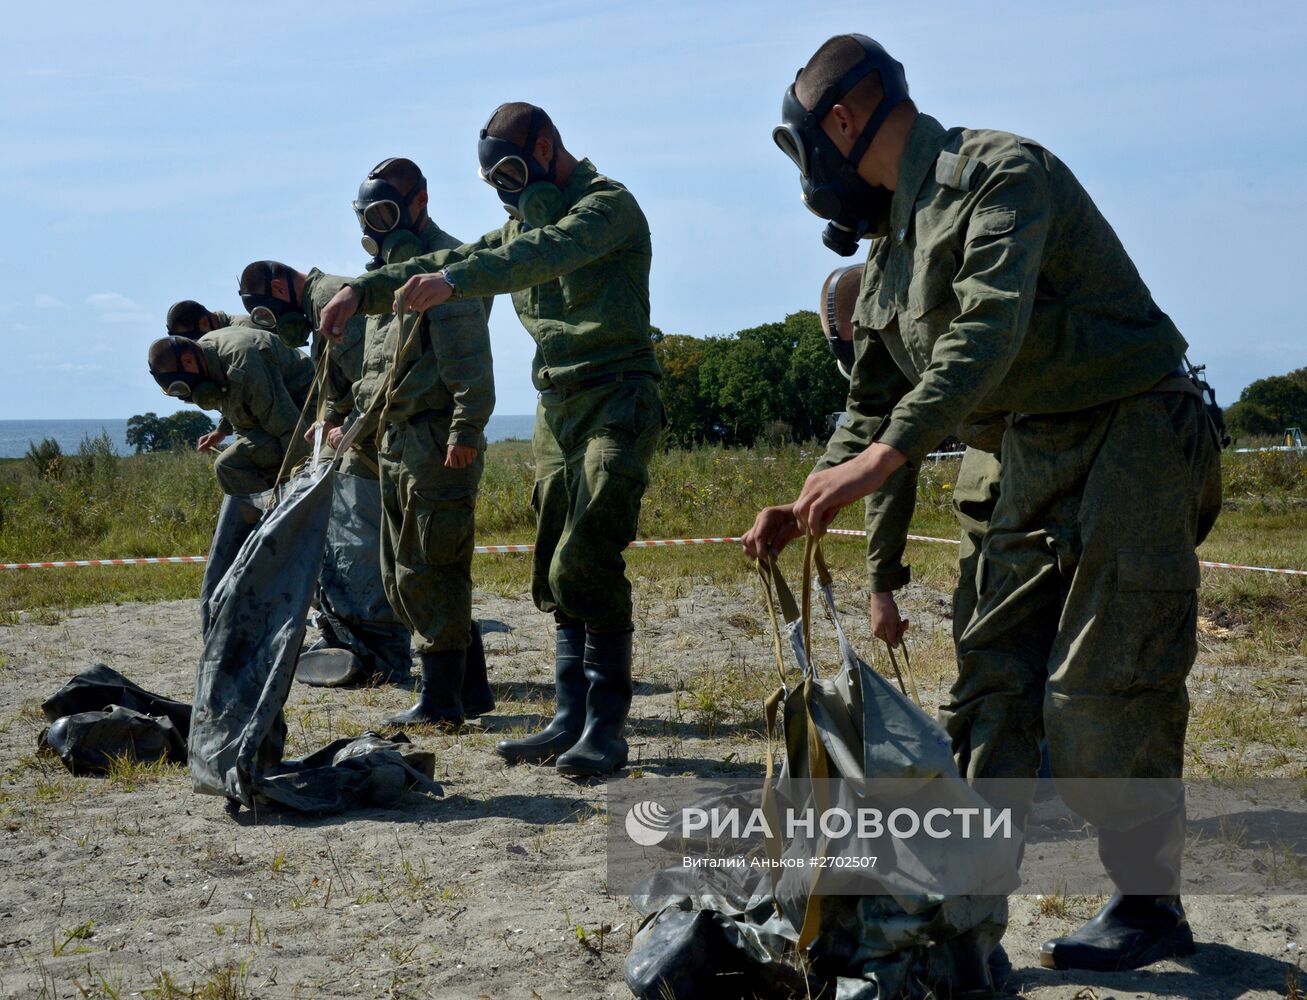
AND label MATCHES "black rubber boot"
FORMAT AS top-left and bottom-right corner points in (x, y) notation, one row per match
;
(461, 621), (495, 718)
(1040, 894), (1194, 971)
(382, 649), (465, 728)
(987, 943), (1012, 990)
(556, 629), (633, 779)
(495, 623), (587, 764)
